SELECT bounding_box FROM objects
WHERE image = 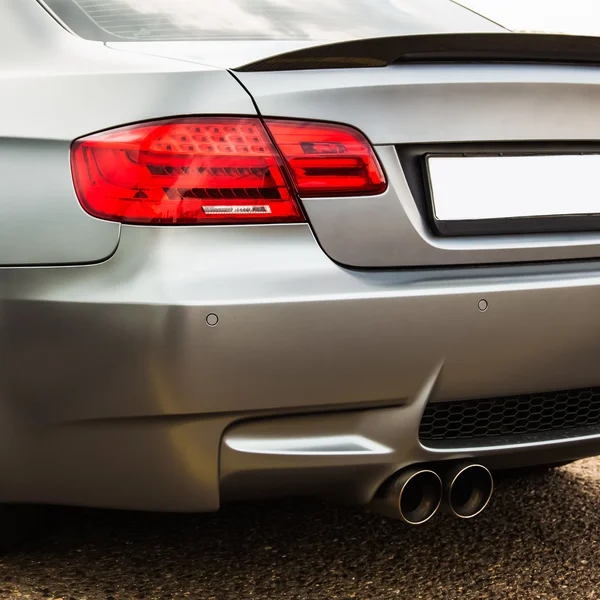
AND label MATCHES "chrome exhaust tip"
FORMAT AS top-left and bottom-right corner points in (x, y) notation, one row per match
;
(444, 463), (493, 519)
(371, 468), (443, 525)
